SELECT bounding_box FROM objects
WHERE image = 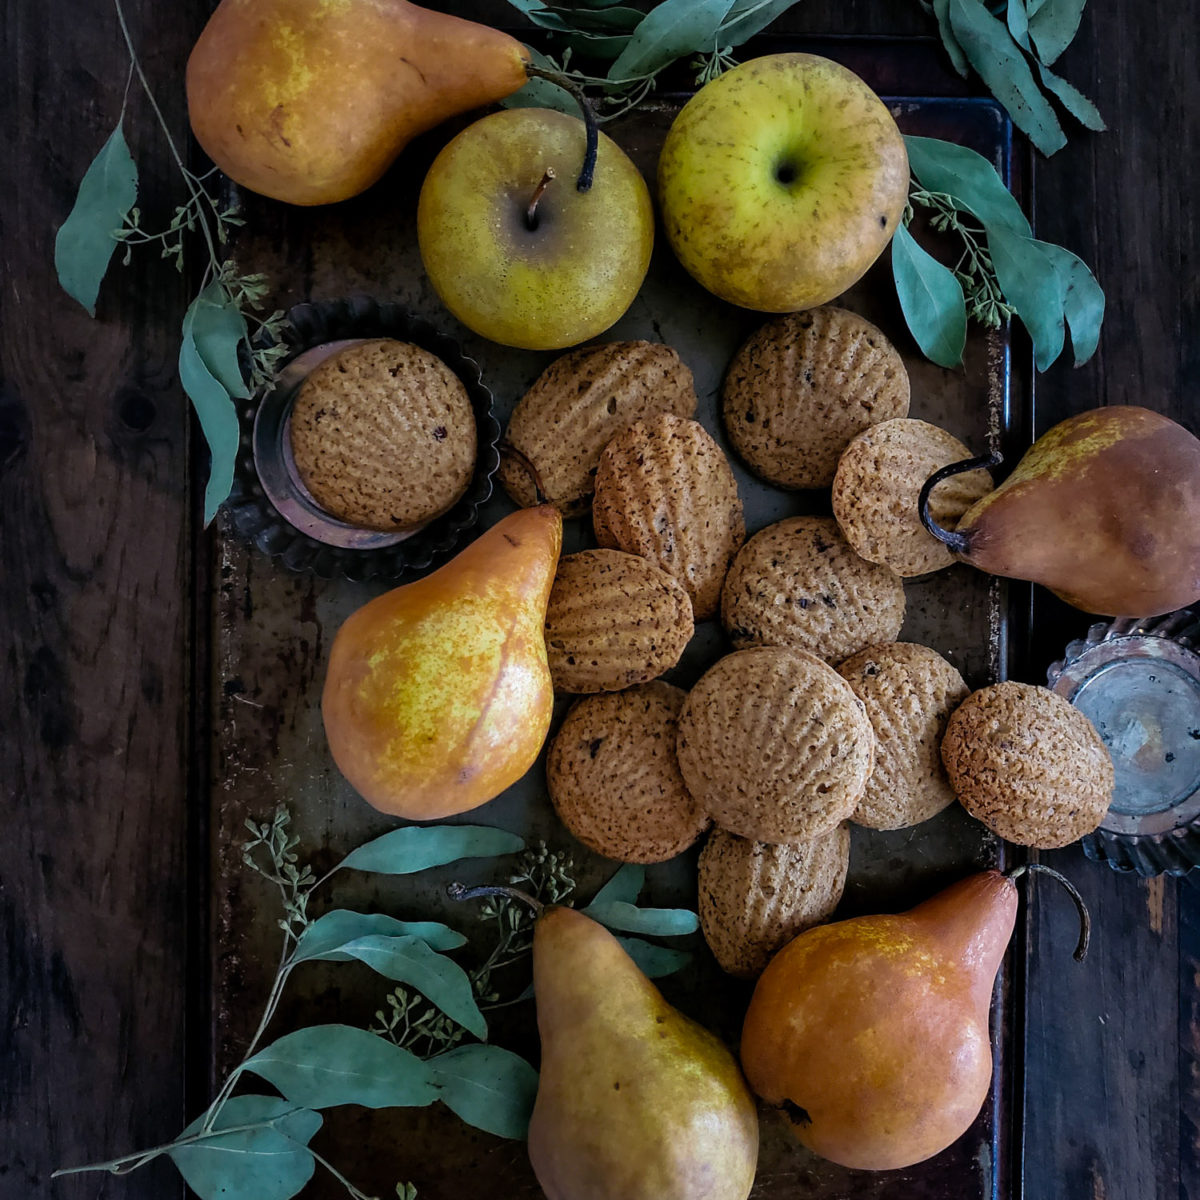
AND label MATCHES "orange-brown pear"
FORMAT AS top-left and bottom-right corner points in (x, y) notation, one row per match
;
(528, 905), (759, 1200)
(922, 406), (1200, 617)
(186, 0), (531, 205)
(740, 870), (1017, 1171)
(322, 505), (561, 819)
